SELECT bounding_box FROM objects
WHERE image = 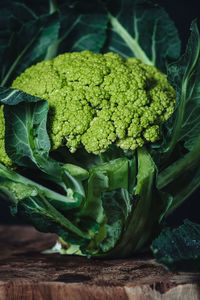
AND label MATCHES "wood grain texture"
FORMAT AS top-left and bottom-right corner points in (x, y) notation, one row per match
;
(0, 225), (199, 300)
